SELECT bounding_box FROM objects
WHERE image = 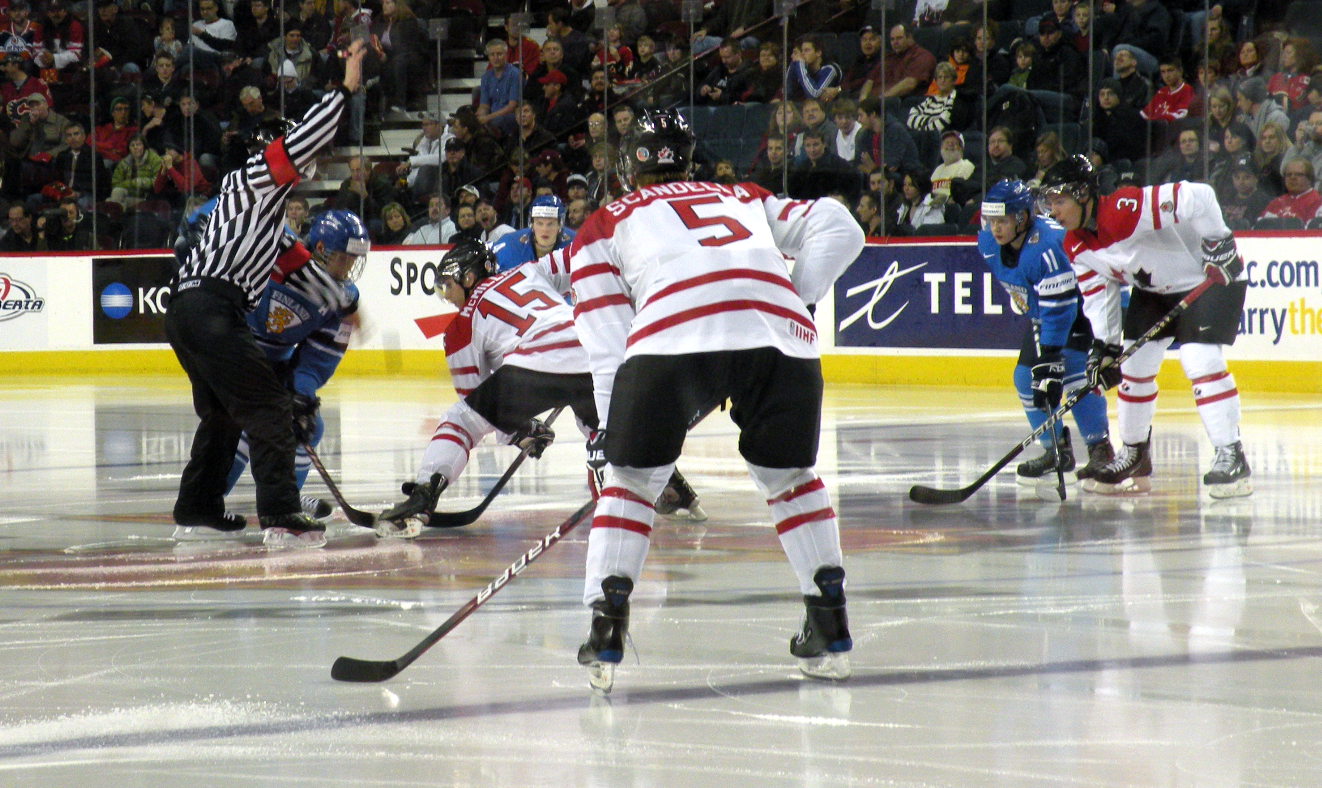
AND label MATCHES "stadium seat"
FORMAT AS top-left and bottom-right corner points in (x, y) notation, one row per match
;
(835, 32), (861, 68)
(1284, 1), (1322, 36)
(912, 223), (961, 237)
(1010, 0), (1051, 19)
(1254, 217), (1305, 231)
(912, 27), (945, 60)
(742, 103), (773, 141)
(1043, 122), (1082, 156)
(911, 128), (942, 169)
(119, 211), (174, 250)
